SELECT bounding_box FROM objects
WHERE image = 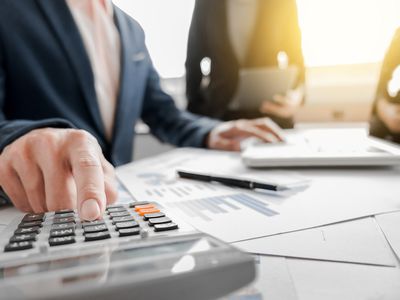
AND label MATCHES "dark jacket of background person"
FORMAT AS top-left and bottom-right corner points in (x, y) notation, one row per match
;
(369, 28), (400, 143)
(185, 0), (305, 128)
(0, 0), (218, 167)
